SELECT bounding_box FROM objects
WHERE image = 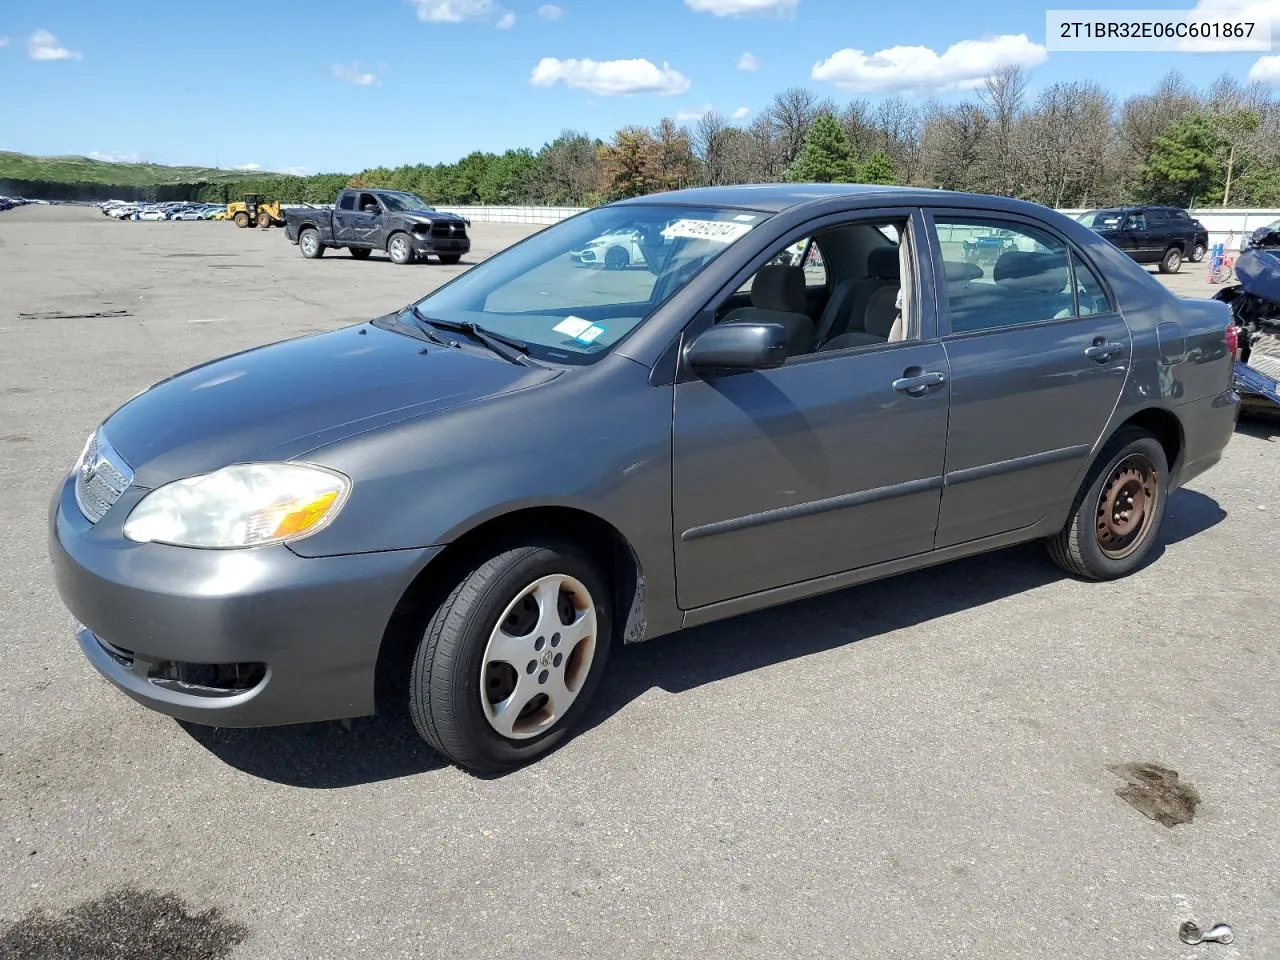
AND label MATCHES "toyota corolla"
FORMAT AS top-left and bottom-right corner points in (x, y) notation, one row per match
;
(49, 184), (1240, 775)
